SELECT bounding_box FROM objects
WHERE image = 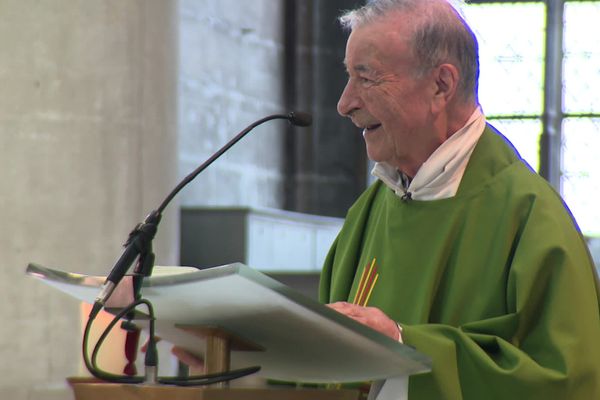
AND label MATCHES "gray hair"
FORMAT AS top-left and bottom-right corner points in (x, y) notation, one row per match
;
(340, 0), (479, 102)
